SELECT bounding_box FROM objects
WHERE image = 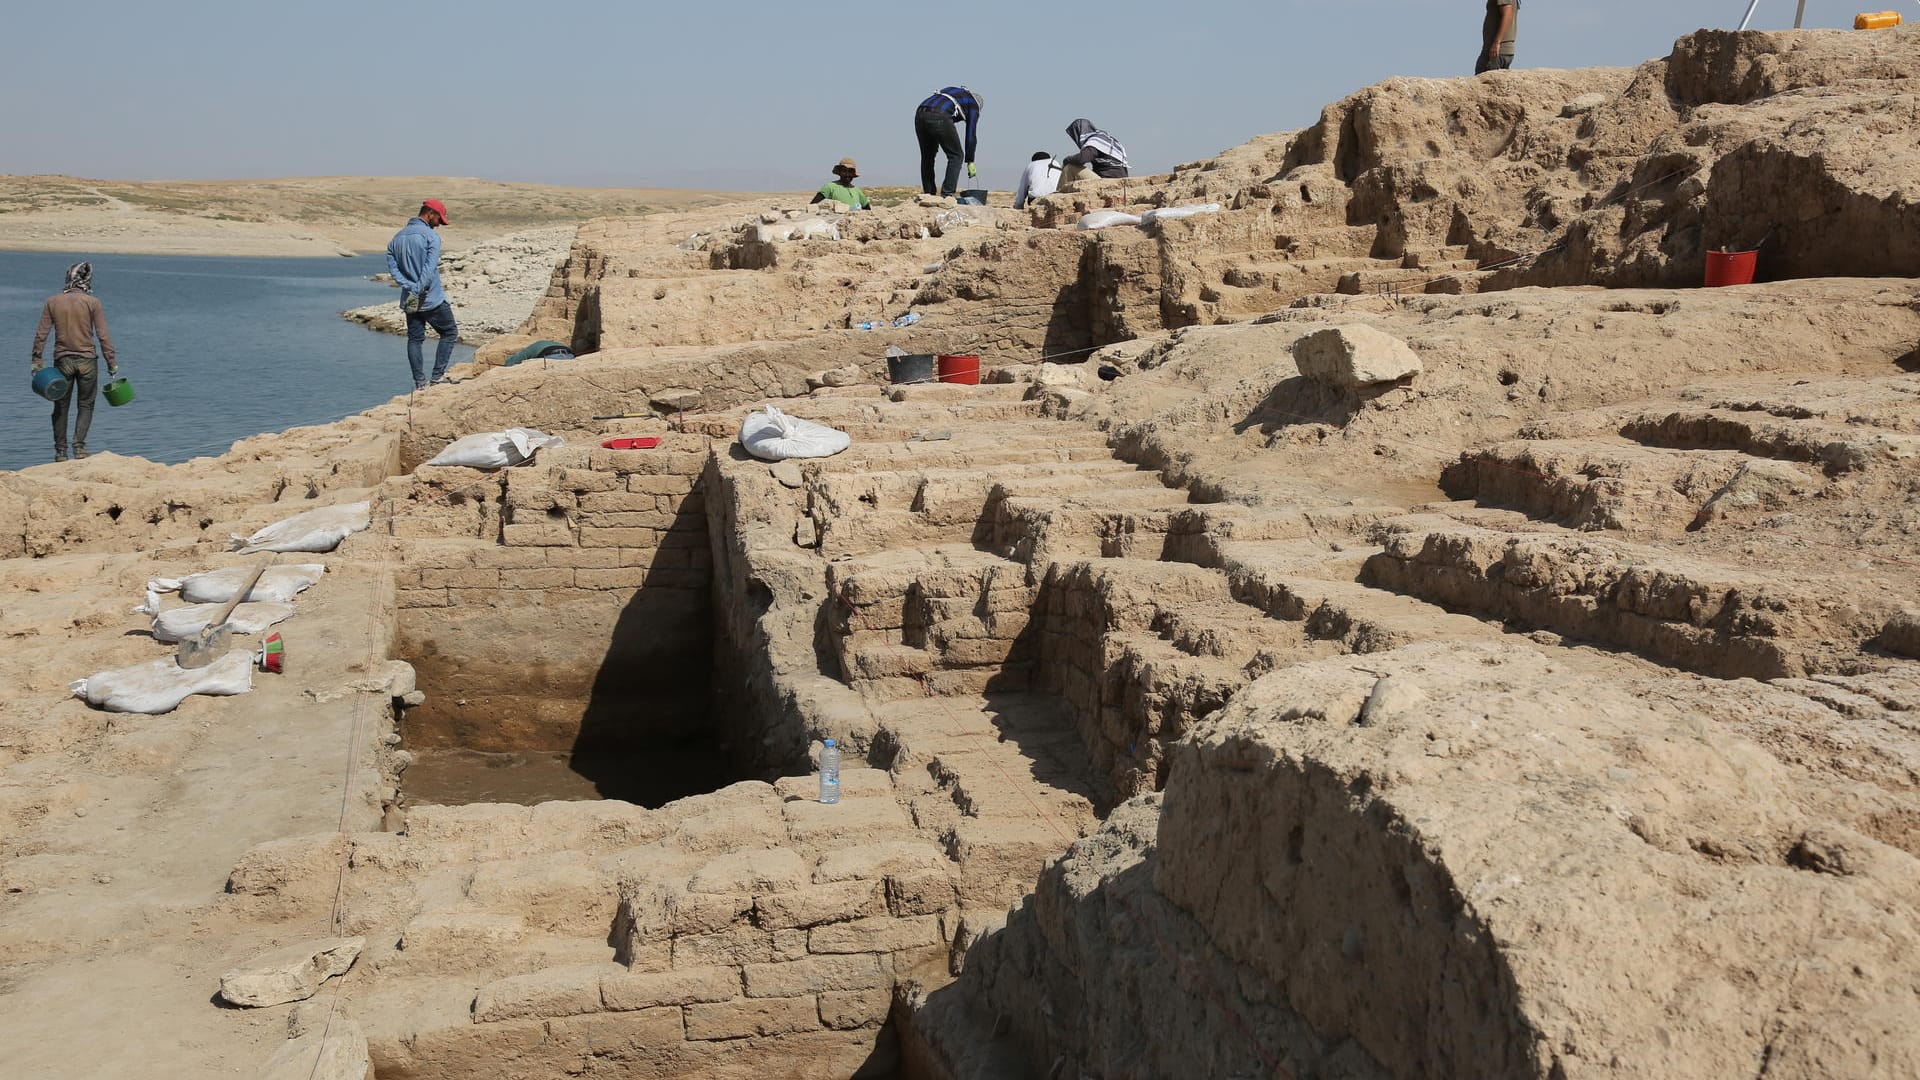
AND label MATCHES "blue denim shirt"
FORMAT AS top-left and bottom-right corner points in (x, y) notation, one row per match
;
(385, 217), (446, 310)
